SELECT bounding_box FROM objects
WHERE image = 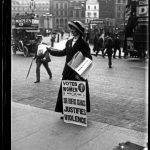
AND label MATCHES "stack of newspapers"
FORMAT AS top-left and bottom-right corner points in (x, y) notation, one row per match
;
(67, 51), (93, 79)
